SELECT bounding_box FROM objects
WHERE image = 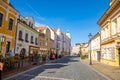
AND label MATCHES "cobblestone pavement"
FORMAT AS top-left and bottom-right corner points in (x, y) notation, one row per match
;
(4, 56), (110, 80)
(82, 59), (120, 80)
